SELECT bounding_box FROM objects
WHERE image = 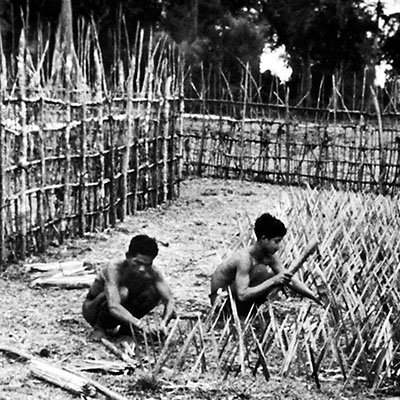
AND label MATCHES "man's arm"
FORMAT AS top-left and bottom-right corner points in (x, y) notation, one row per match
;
(153, 267), (176, 331)
(235, 253), (292, 302)
(269, 256), (322, 305)
(104, 265), (144, 329)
